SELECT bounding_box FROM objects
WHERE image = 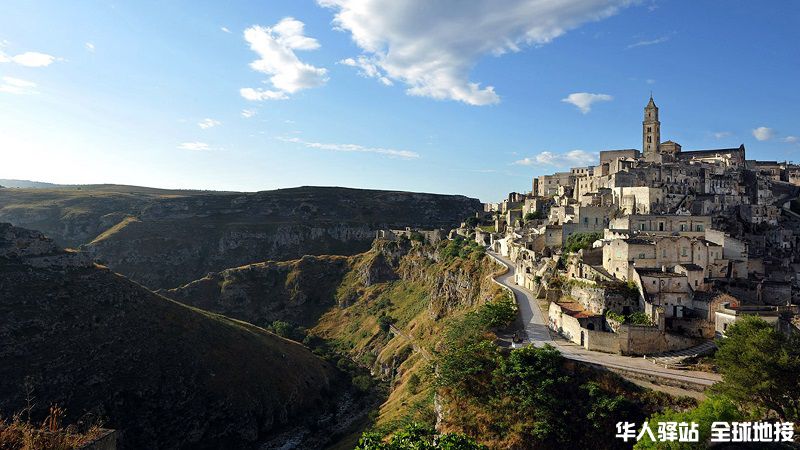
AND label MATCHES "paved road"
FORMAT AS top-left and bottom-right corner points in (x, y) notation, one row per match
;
(488, 251), (722, 388)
